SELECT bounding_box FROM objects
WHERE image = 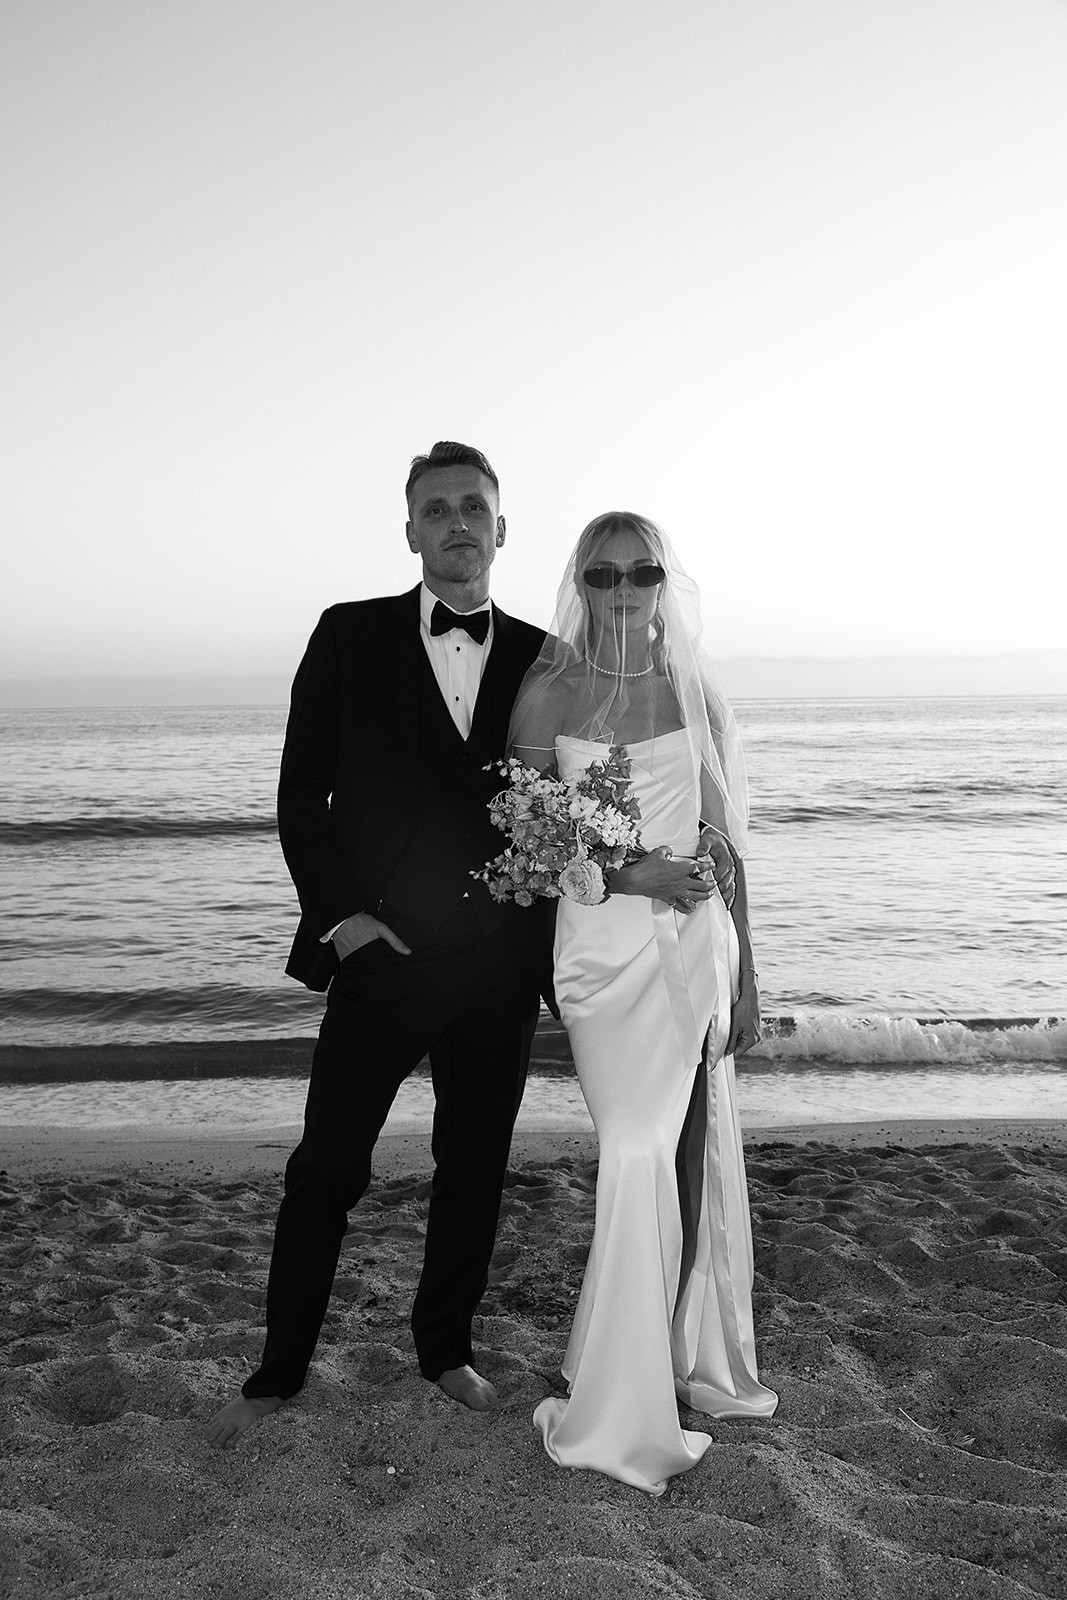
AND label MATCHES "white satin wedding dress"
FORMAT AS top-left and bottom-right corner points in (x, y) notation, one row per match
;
(533, 729), (778, 1496)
